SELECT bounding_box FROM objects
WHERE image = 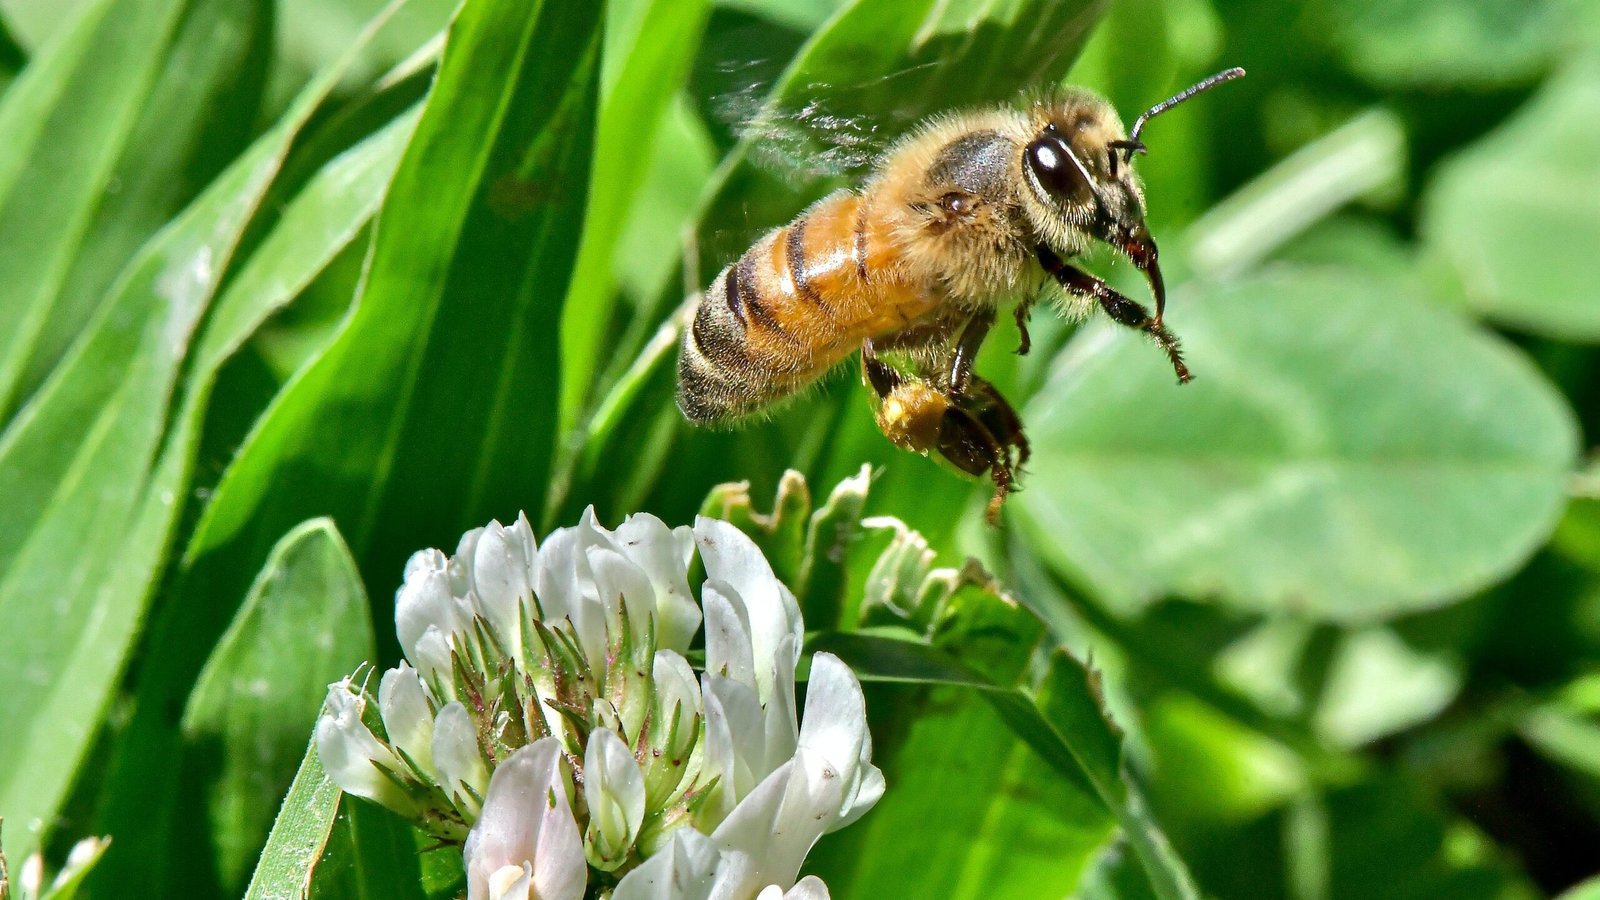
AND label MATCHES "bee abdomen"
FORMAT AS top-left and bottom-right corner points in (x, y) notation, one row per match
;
(677, 247), (791, 424)
(677, 190), (896, 424)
